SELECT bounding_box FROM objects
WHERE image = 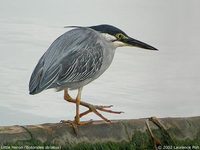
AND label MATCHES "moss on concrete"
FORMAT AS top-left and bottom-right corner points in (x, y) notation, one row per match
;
(1, 117), (200, 150)
(3, 128), (200, 150)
